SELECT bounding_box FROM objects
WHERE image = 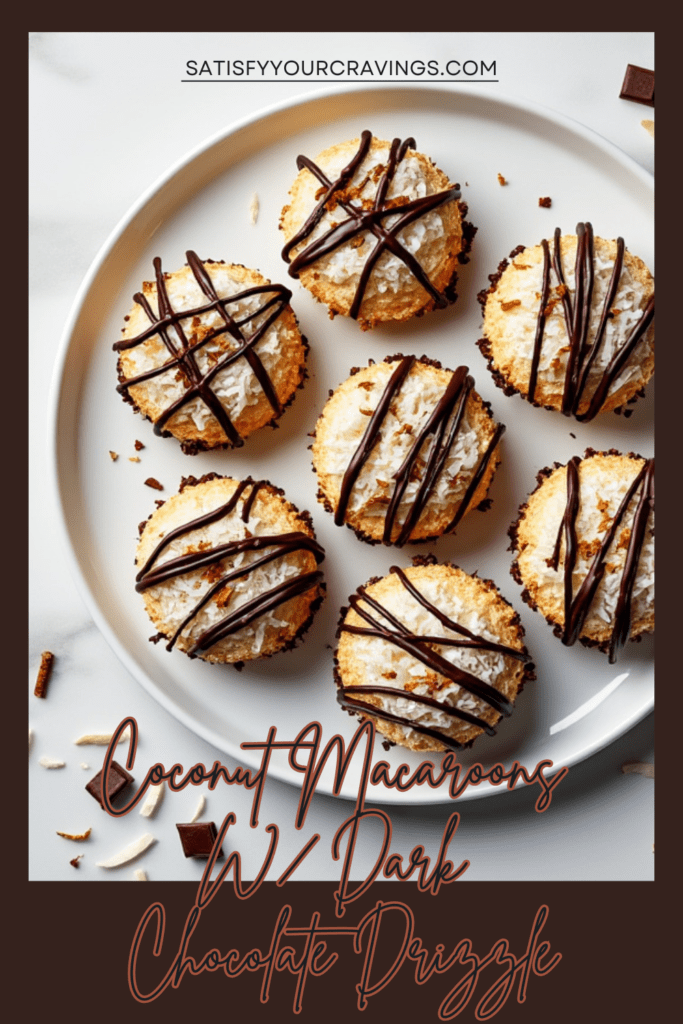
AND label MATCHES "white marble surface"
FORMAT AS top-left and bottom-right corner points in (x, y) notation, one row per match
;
(29, 31), (654, 881)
